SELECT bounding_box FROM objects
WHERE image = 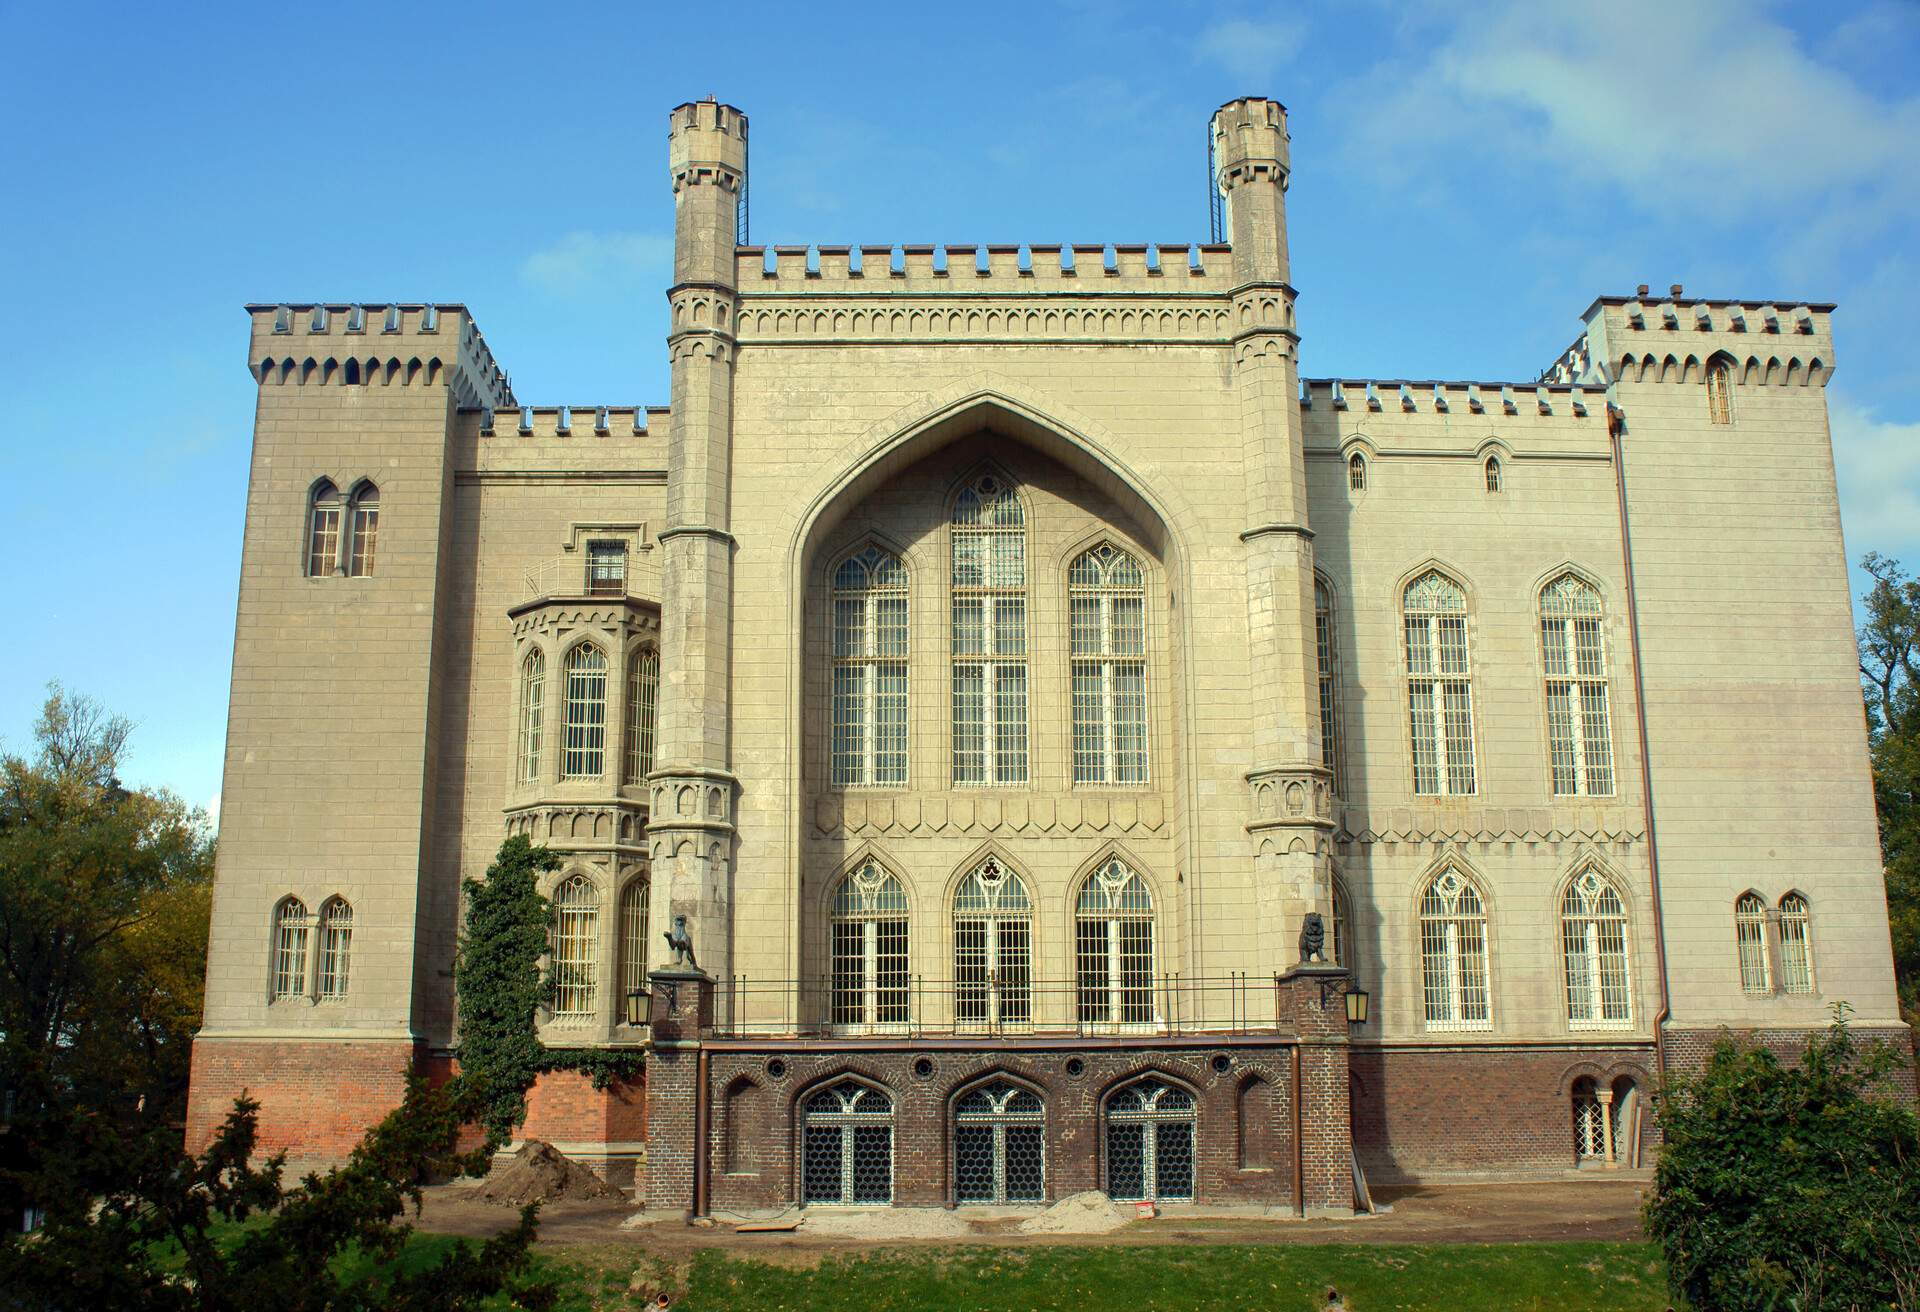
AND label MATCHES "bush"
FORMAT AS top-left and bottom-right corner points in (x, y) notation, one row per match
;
(1643, 1006), (1920, 1311)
